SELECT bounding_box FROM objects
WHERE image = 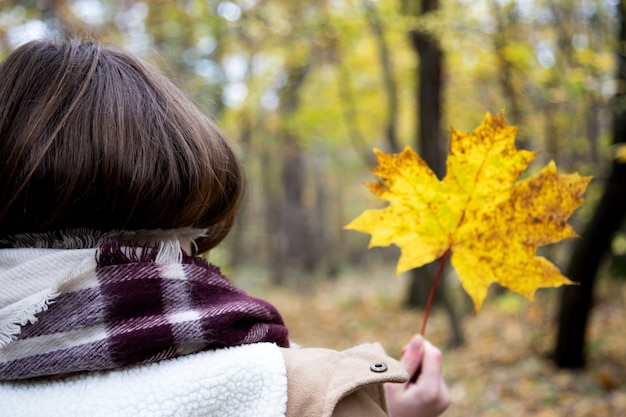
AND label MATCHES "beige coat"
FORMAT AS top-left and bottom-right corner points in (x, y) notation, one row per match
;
(282, 343), (409, 417)
(1, 342), (407, 416)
